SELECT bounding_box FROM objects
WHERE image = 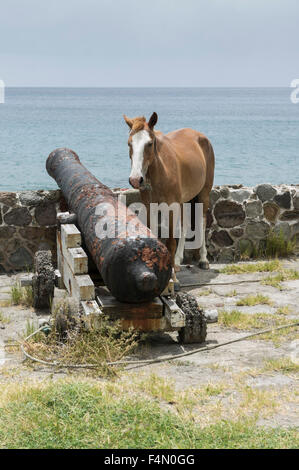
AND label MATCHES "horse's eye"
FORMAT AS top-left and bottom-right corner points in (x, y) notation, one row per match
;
(147, 142), (153, 147)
